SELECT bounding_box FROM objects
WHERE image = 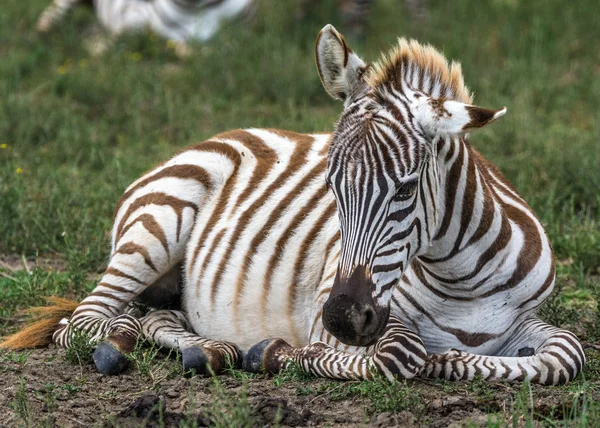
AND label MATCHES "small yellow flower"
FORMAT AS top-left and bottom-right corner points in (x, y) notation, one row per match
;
(16, 167), (23, 174)
(0, 144), (7, 149)
(131, 52), (142, 62)
(58, 65), (68, 74)
(166, 40), (177, 50)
